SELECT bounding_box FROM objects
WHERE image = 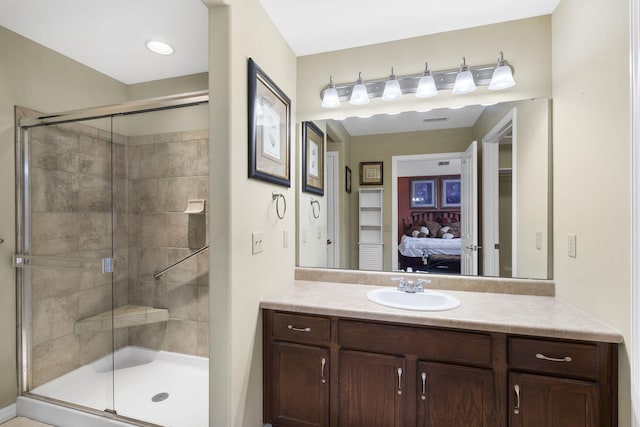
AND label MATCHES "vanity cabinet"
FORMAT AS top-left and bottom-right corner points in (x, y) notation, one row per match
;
(507, 337), (615, 427)
(263, 310), (617, 427)
(264, 312), (331, 427)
